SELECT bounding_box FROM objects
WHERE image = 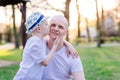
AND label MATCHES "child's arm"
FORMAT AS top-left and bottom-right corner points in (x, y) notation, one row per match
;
(64, 40), (78, 58)
(40, 44), (57, 66)
(41, 36), (62, 66)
